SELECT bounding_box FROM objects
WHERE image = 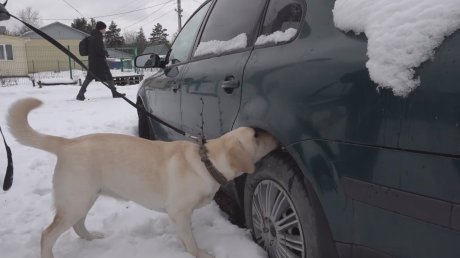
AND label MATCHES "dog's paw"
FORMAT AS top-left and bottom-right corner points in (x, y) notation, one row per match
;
(197, 250), (214, 258)
(83, 231), (105, 241)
